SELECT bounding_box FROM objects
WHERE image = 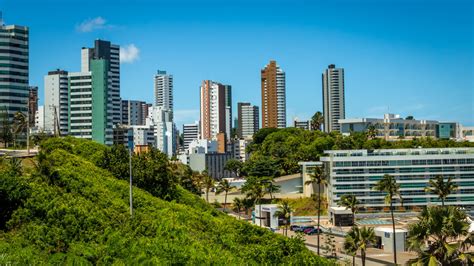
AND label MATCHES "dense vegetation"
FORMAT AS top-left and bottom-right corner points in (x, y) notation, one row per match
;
(0, 137), (331, 264)
(244, 128), (474, 177)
